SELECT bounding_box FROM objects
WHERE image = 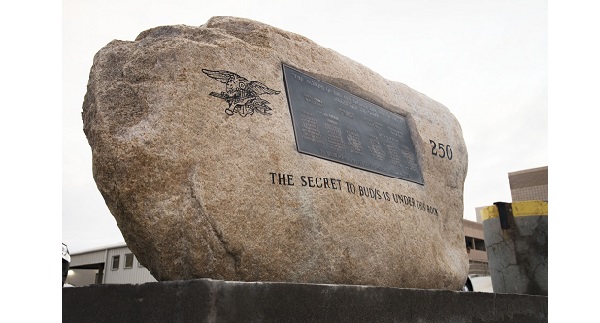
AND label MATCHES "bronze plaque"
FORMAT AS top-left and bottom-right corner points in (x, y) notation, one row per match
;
(282, 64), (424, 184)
